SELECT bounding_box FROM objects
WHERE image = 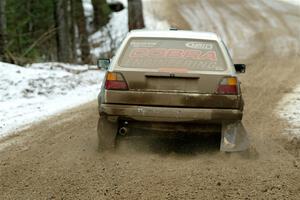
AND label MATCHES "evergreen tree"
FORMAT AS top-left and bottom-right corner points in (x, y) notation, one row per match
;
(2, 0), (112, 64)
(92, 0), (111, 31)
(6, 0), (57, 63)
